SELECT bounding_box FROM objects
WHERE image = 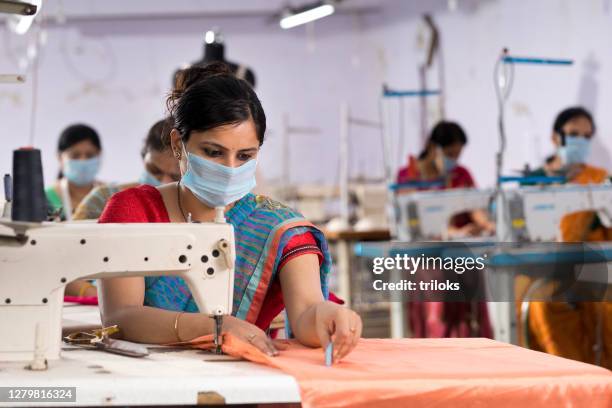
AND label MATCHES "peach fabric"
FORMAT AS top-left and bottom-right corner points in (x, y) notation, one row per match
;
(171, 334), (612, 408)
